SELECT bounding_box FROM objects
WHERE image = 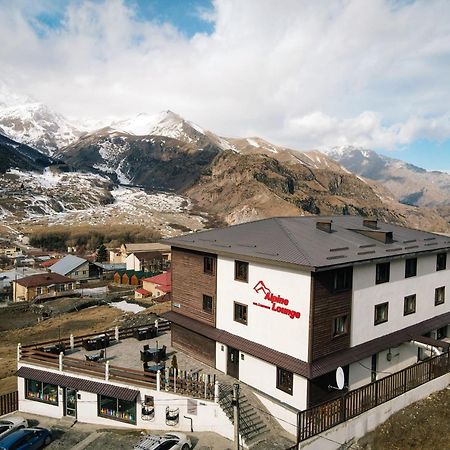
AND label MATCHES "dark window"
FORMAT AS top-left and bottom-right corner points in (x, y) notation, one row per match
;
(435, 286), (445, 305)
(333, 268), (352, 291)
(234, 302), (248, 325)
(376, 262), (390, 284)
(437, 326), (448, 340)
(333, 315), (348, 337)
(235, 260), (249, 282)
(202, 294), (213, 312)
(98, 395), (136, 424)
(276, 367), (293, 395)
(25, 379), (58, 405)
(436, 253), (447, 271)
(374, 302), (389, 325)
(405, 258), (417, 278)
(203, 256), (214, 274)
(403, 294), (416, 316)
(371, 354), (377, 382)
